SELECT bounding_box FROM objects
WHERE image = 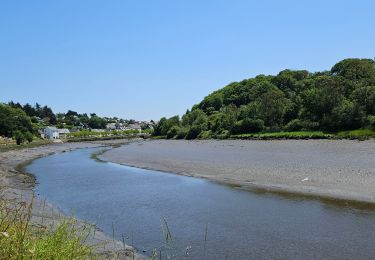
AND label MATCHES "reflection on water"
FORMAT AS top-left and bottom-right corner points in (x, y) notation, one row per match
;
(27, 148), (375, 259)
